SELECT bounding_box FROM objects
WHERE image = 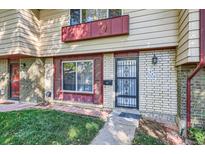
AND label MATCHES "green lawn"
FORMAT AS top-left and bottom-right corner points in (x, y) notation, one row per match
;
(0, 109), (104, 145)
(132, 130), (165, 145)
